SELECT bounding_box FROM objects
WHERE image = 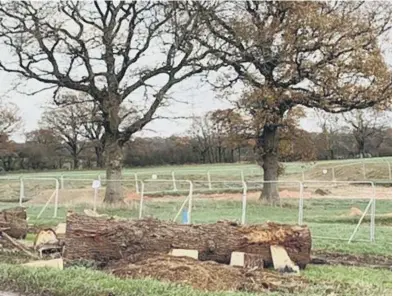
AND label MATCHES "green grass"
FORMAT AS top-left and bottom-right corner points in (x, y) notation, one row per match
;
(2, 197), (391, 256)
(0, 263), (390, 296)
(0, 156), (390, 178)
